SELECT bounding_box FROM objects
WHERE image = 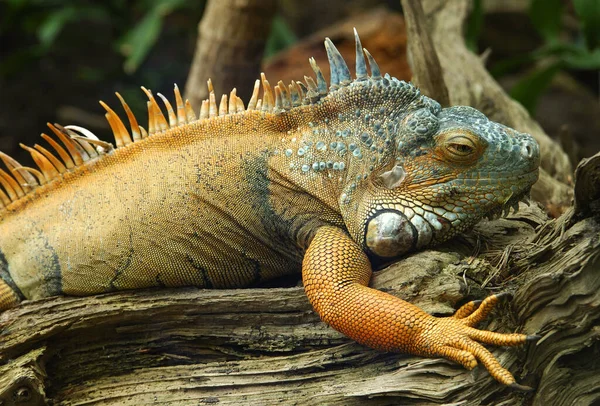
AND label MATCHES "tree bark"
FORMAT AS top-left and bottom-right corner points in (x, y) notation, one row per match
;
(184, 0), (277, 106)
